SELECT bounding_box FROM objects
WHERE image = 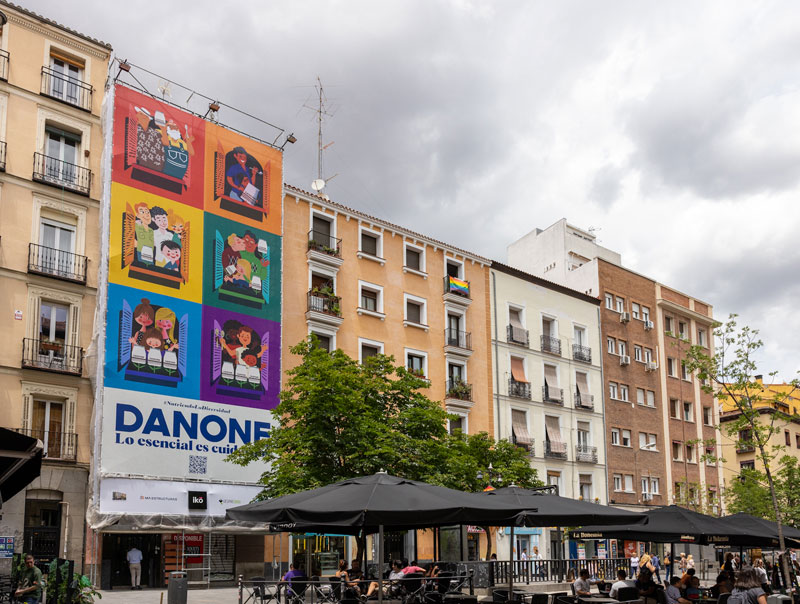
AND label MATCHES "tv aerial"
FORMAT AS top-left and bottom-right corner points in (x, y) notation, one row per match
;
(304, 77), (338, 195)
